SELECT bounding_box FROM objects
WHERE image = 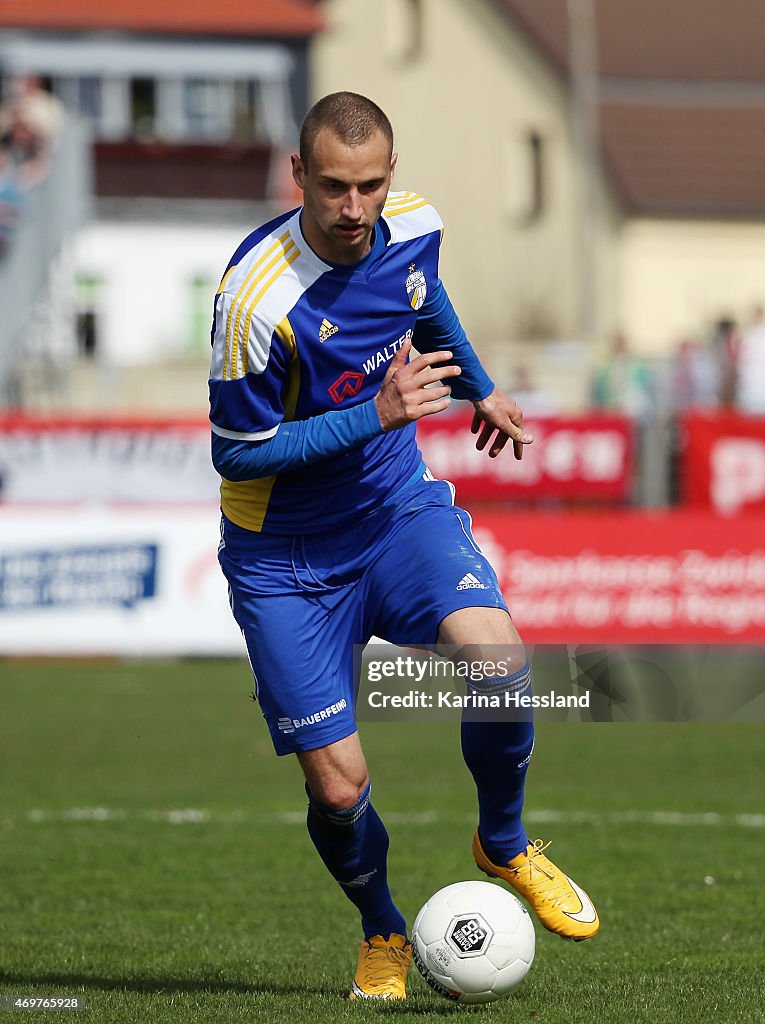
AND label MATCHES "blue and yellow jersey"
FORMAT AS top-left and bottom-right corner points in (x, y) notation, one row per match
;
(209, 191), (448, 535)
